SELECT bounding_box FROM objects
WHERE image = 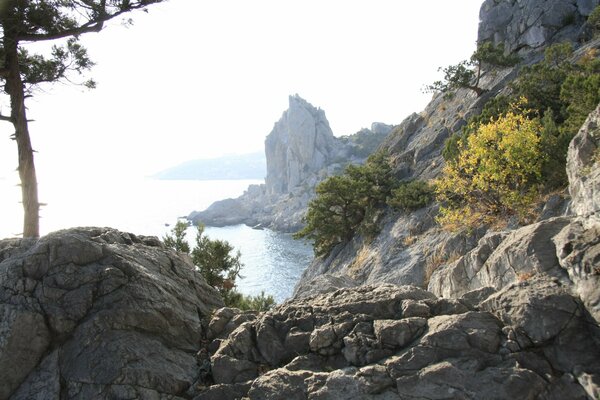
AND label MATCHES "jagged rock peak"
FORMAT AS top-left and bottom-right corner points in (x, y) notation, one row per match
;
(265, 94), (337, 195)
(478, 0), (599, 54)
